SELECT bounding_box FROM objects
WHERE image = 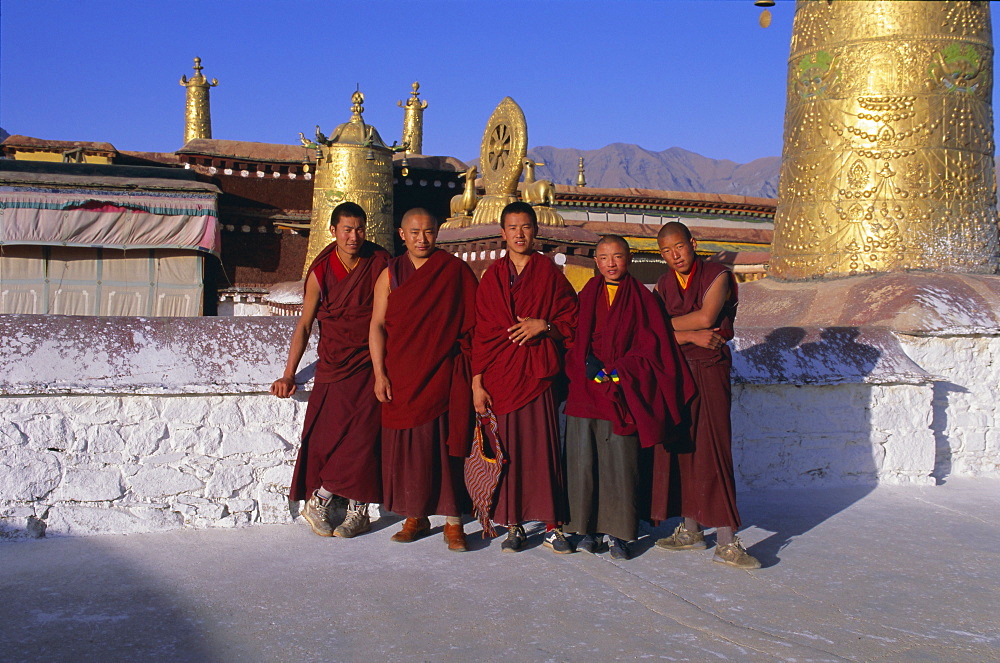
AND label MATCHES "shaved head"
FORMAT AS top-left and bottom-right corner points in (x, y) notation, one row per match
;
(401, 207), (437, 229)
(657, 221), (692, 242)
(596, 234), (630, 254)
